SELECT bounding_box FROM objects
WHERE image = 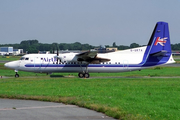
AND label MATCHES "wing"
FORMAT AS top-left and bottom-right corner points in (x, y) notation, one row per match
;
(76, 51), (110, 64)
